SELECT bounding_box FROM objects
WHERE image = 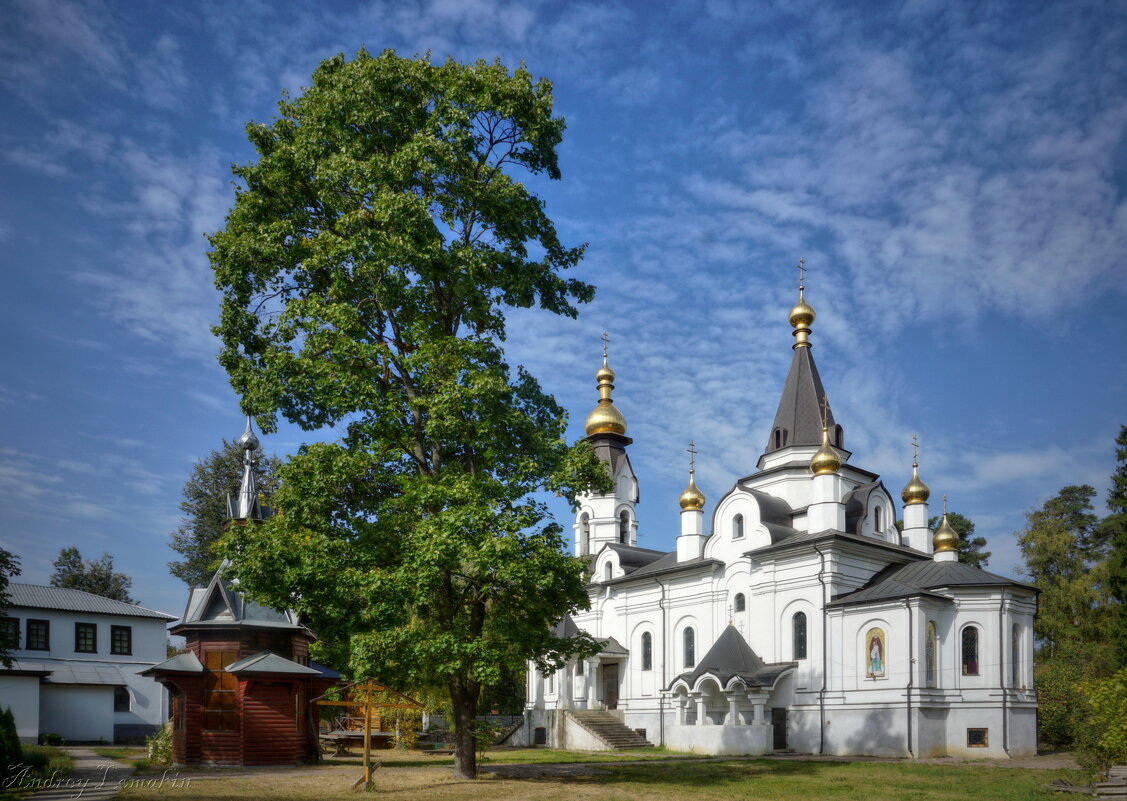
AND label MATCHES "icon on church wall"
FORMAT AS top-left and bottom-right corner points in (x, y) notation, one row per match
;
(866, 628), (885, 678)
